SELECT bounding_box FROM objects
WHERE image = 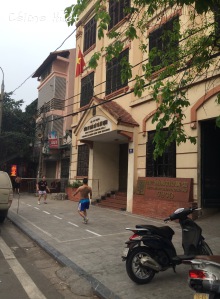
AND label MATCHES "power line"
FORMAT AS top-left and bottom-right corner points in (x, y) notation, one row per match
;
(42, 47), (220, 128)
(10, 10), (217, 122)
(54, 28), (76, 51)
(11, 28), (77, 95)
(11, 11), (215, 106)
